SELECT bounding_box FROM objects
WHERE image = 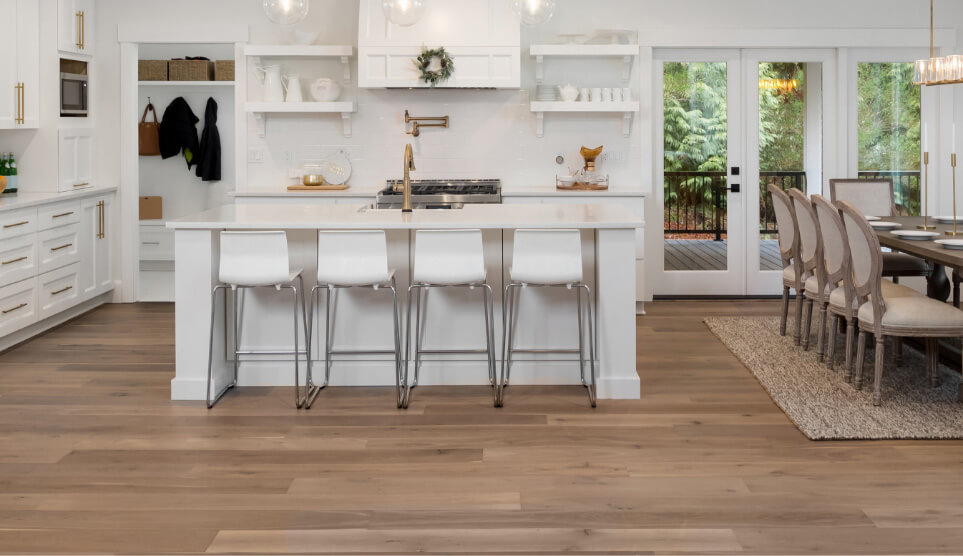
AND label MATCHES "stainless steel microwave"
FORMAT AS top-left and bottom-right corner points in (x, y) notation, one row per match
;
(60, 71), (88, 117)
